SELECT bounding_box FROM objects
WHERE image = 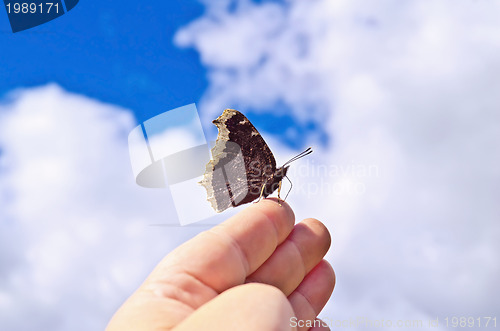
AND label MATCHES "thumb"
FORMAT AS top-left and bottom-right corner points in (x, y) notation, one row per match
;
(174, 283), (297, 331)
